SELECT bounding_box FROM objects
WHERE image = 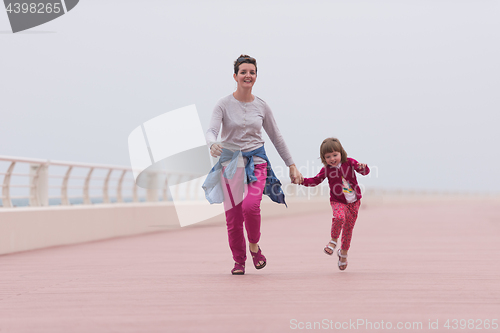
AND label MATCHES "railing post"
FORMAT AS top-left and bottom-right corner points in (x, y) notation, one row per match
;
(116, 170), (127, 203)
(61, 166), (73, 205)
(146, 171), (159, 202)
(147, 189), (159, 202)
(1, 161), (16, 208)
(83, 168), (94, 205)
(103, 169), (113, 203)
(162, 174), (169, 201)
(30, 163), (49, 206)
(133, 183), (139, 202)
